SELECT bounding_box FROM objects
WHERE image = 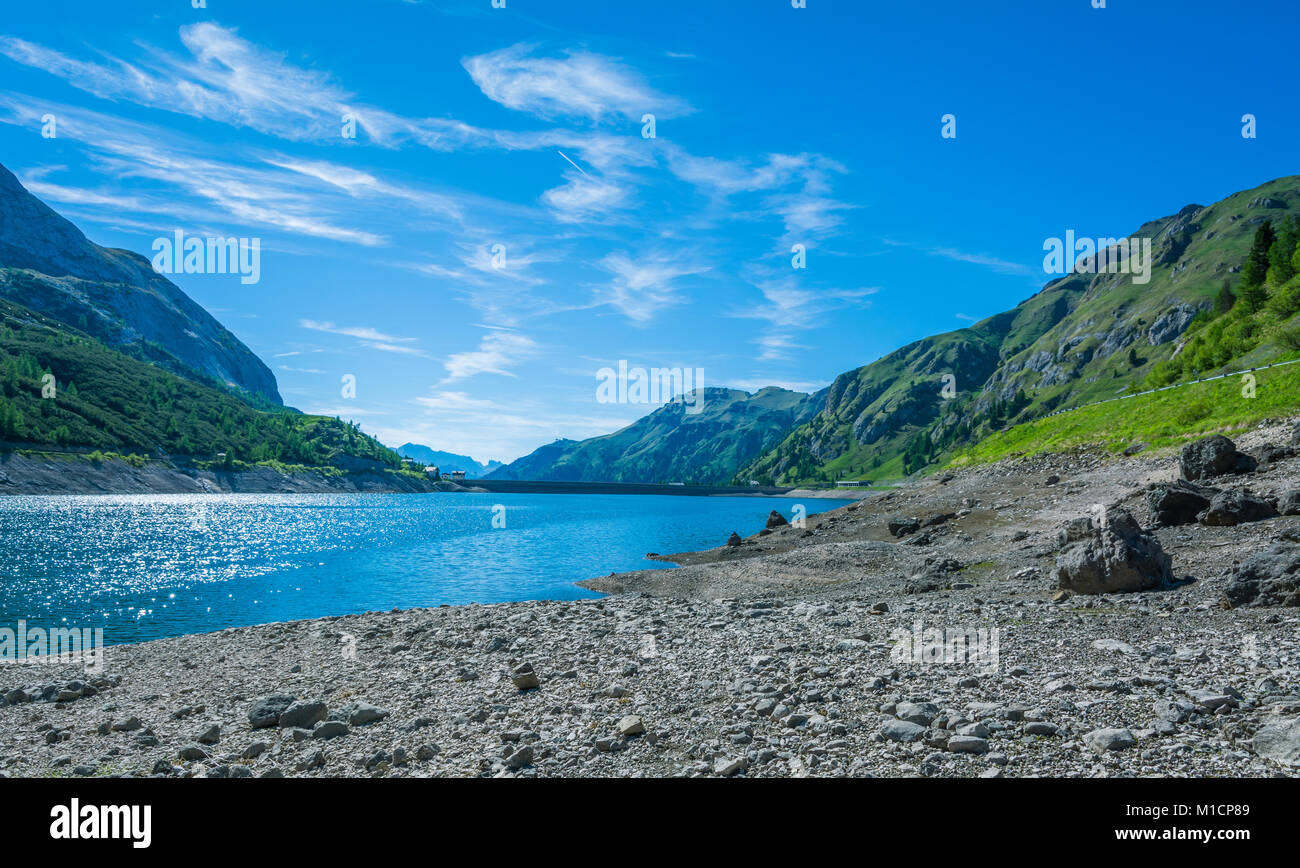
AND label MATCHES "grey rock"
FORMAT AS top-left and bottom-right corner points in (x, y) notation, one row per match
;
(1198, 489), (1279, 526)
(1146, 480), (1218, 527)
(1055, 508), (1172, 595)
(1251, 717), (1300, 767)
(1083, 727), (1136, 753)
(248, 694), (296, 729)
(882, 720), (927, 743)
(1221, 543), (1300, 608)
(278, 700), (328, 729)
(1179, 435), (1257, 481)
